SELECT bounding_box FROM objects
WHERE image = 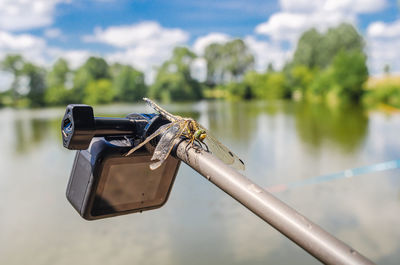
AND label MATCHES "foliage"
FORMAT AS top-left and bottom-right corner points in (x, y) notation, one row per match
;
(47, 58), (70, 88)
(290, 65), (316, 96)
(83, 79), (115, 105)
(362, 76), (400, 108)
(204, 39), (254, 85)
(112, 64), (147, 102)
(1, 54), (25, 104)
(0, 22), (396, 109)
(22, 63), (47, 107)
(44, 59), (75, 105)
(81, 57), (110, 80)
(243, 71), (287, 99)
(331, 50), (368, 101)
(45, 85), (75, 106)
(222, 82), (250, 100)
(383, 64), (391, 75)
(284, 23), (368, 104)
(72, 57), (110, 102)
(292, 29), (322, 69)
(307, 68), (336, 101)
(150, 47), (202, 101)
(292, 23), (364, 69)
